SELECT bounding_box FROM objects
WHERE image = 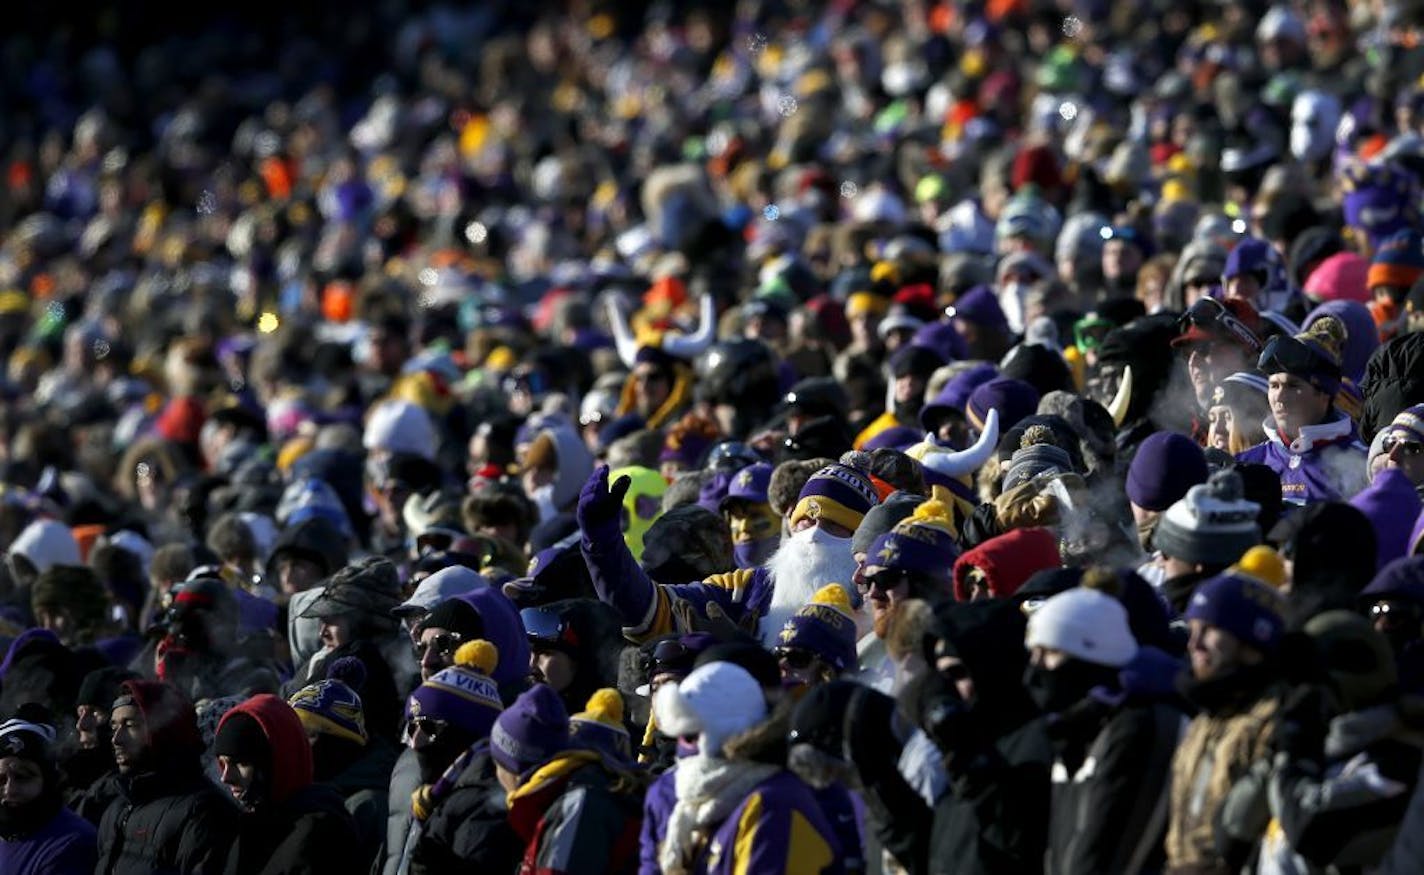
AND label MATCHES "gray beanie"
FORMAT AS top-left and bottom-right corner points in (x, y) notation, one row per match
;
(851, 492), (923, 556)
(1152, 469), (1262, 567)
(1003, 443), (1074, 491)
